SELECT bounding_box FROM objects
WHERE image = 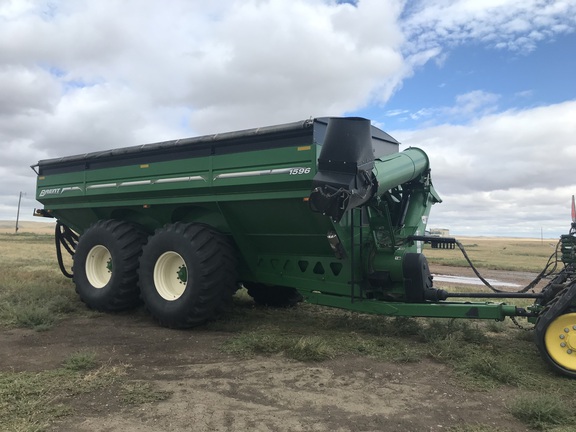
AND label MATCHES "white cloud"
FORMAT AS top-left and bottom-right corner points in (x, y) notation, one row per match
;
(390, 90), (501, 124)
(183, 0), (406, 132)
(402, 0), (576, 54)
(394, 100), (576, 236)
(0, 0), (36, 19)
(0, 0), (408, 136)
(452, 91), (500, 116)
(0, 65), (60, 115)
